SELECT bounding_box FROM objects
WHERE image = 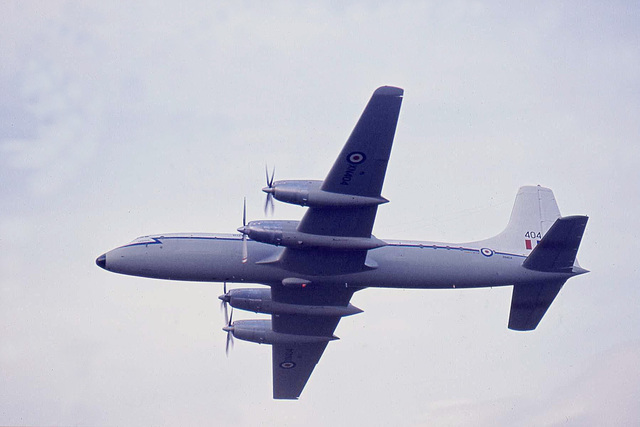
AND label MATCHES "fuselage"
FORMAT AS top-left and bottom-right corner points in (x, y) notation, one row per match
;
(99, 233), (574, 289)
